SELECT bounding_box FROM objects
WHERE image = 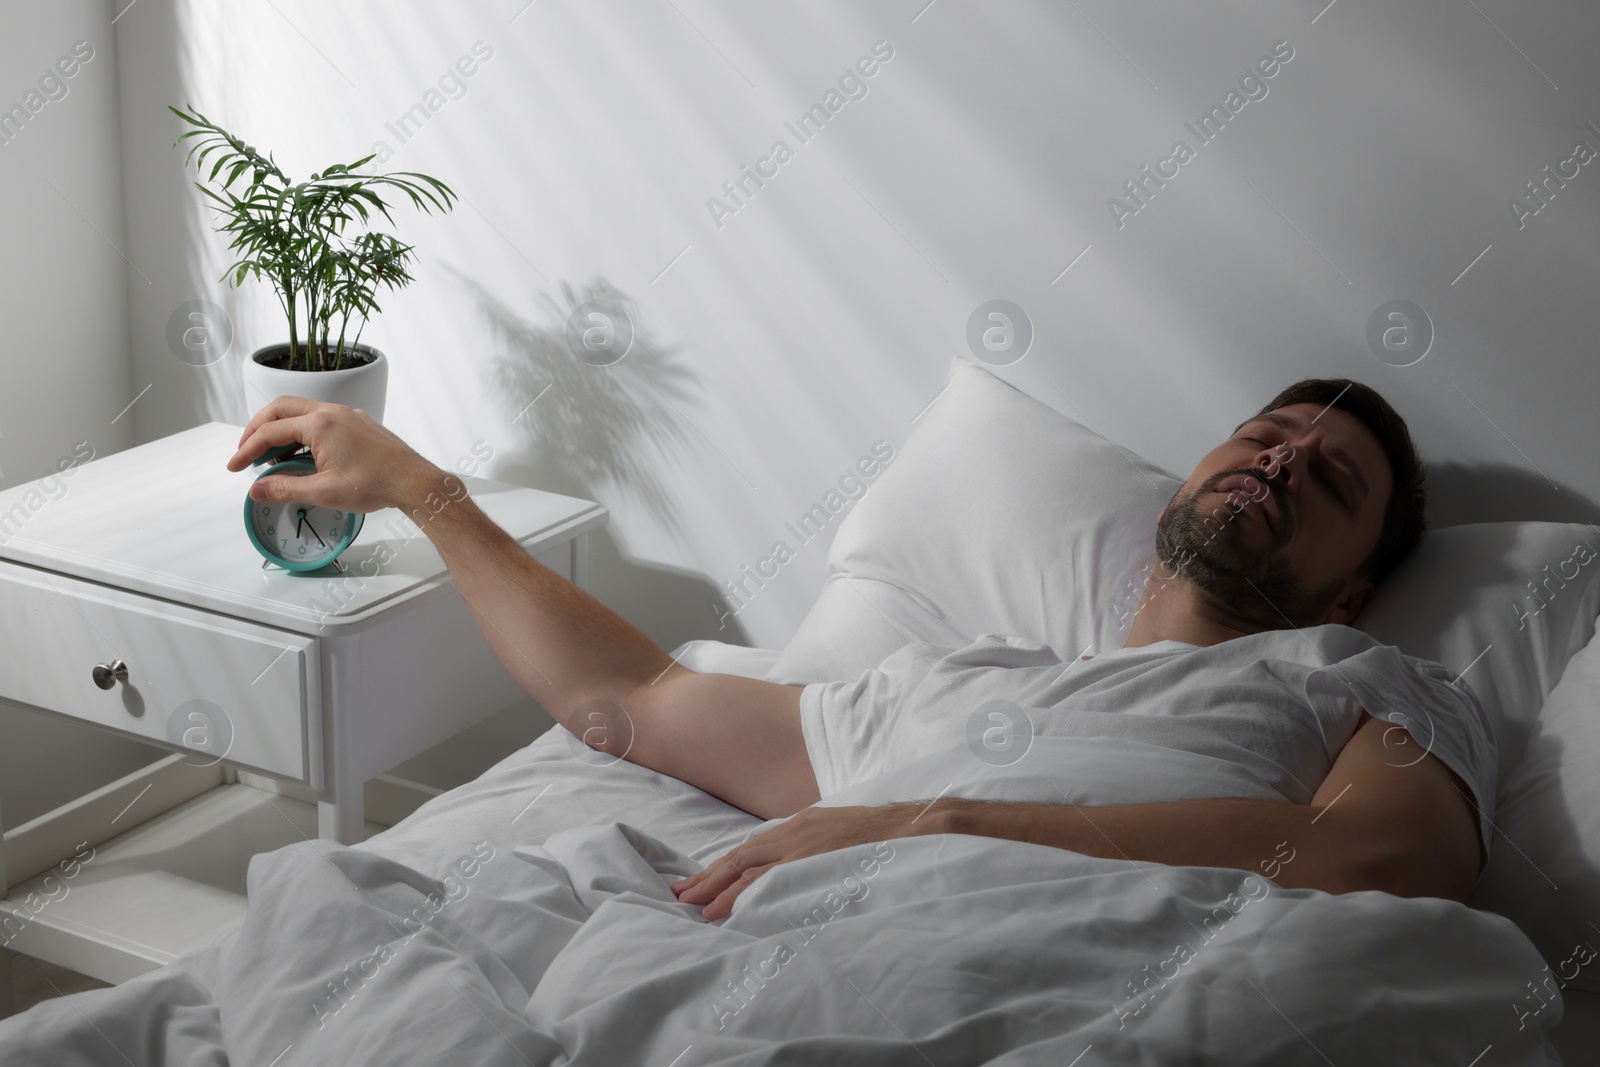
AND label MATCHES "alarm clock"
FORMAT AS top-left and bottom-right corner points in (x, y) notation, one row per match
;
(243, 442), (364, 573)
